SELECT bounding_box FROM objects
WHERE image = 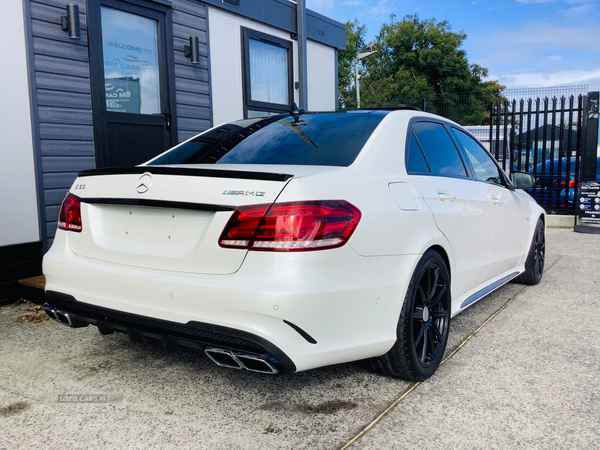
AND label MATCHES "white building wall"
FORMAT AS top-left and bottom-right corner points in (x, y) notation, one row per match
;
(307, 40), (336, 112)
(208, 7), (337, 126)
(0, 1), (40, 246)
(208, 7), (298, 126)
